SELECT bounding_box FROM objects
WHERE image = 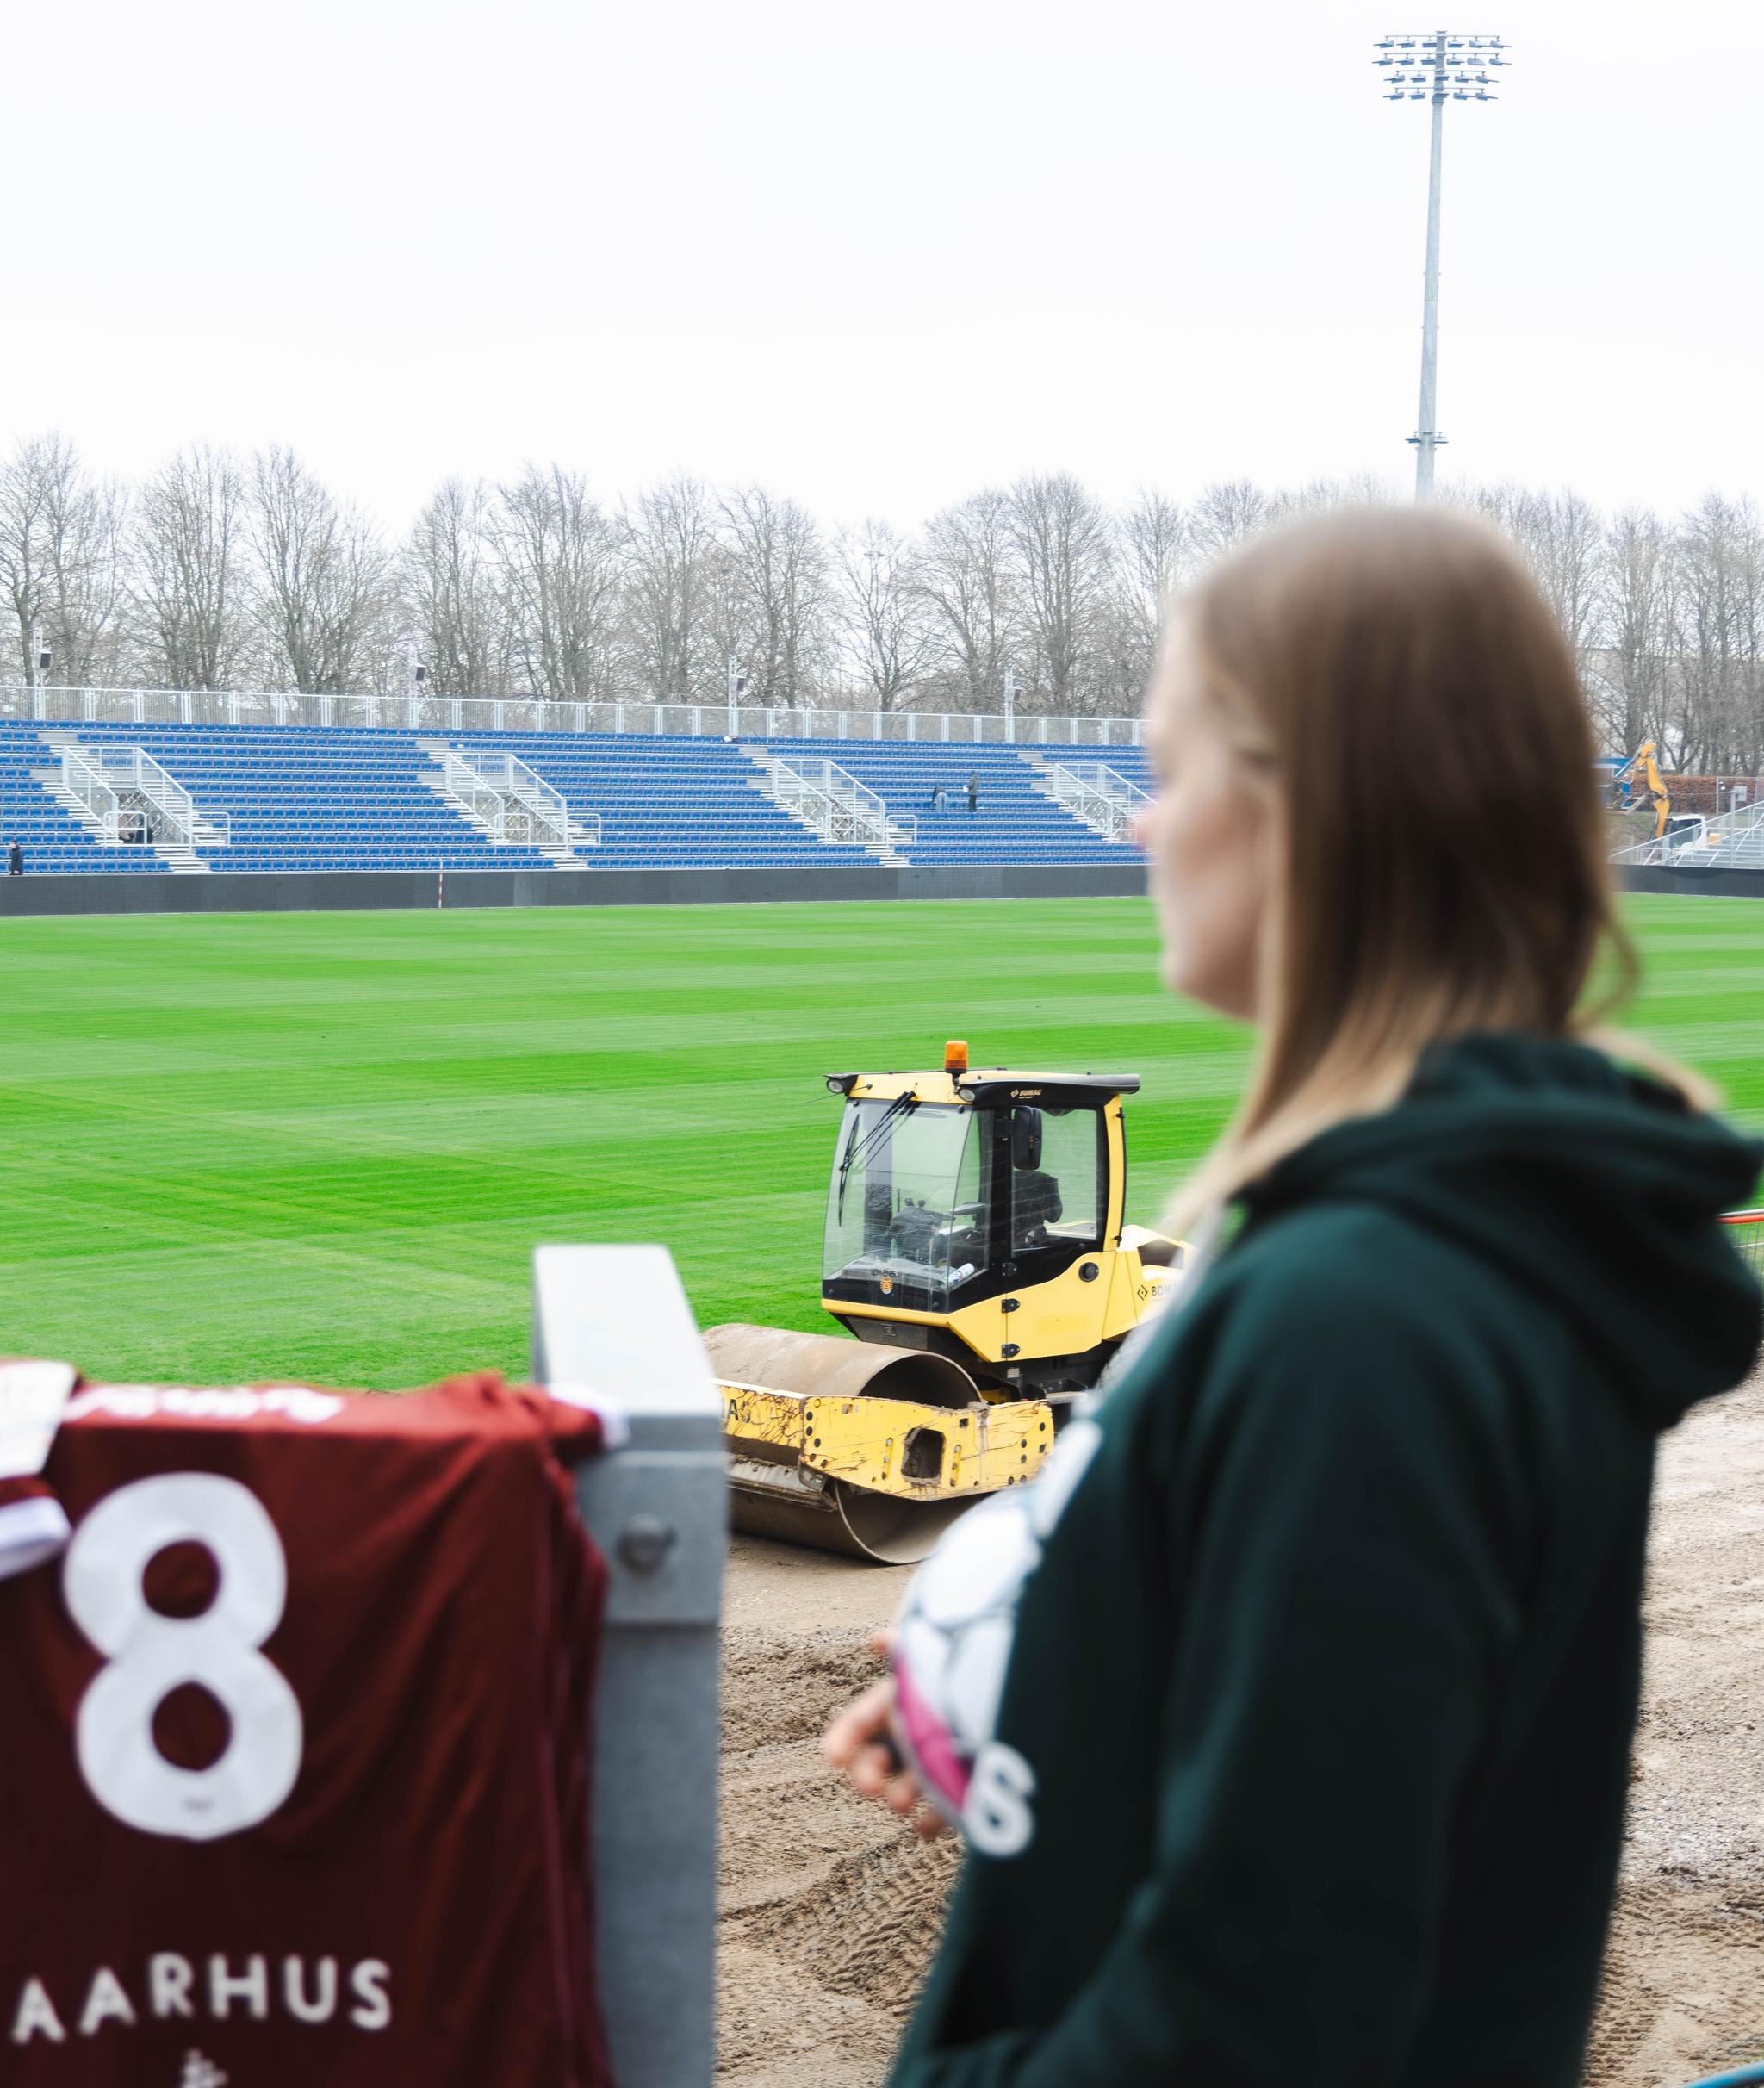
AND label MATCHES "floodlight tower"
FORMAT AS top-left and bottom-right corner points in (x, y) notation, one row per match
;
(1376, 30), (1510, 499)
